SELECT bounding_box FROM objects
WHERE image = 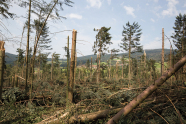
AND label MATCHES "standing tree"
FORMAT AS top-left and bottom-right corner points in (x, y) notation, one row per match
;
(16, 48), (25, 67)
(119, 21), (142, 87)
(171, 13), (186, 59)
(86, 59), (90, 68)
(93, 27), (112, 82)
